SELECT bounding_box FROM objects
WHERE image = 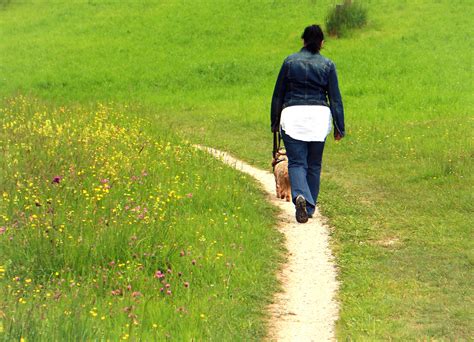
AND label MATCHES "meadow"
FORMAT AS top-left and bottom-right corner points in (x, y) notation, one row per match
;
(0, 97), (283, 340)
(1, 0), (473, 340)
